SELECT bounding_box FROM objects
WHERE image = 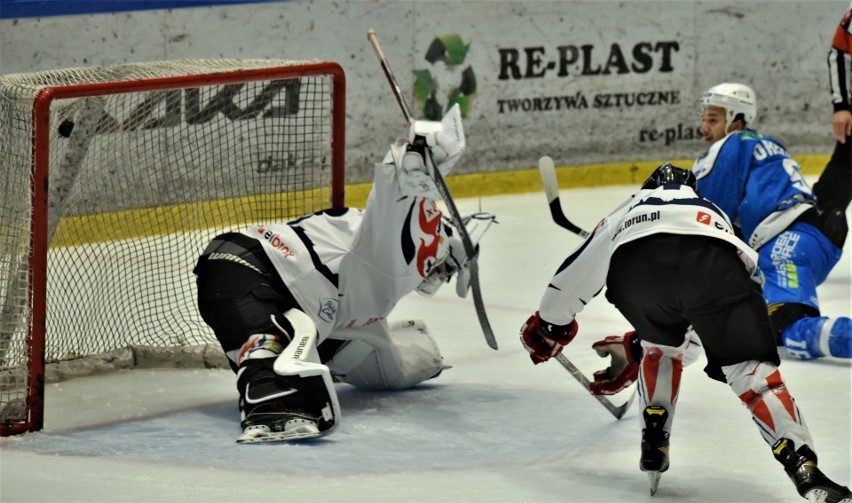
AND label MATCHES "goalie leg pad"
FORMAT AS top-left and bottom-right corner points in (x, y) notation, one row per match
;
(237, 309), (340, 439)
(272, 308), (323, 365)
(236, 358), (337, 442)
(325, 319), (444, 390)
(723, 360), (813, 451)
